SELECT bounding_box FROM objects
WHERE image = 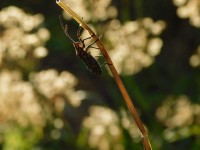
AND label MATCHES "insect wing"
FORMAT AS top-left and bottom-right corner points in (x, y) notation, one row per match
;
(85, 53), (102, 75)
(79, 51), (102, 75)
